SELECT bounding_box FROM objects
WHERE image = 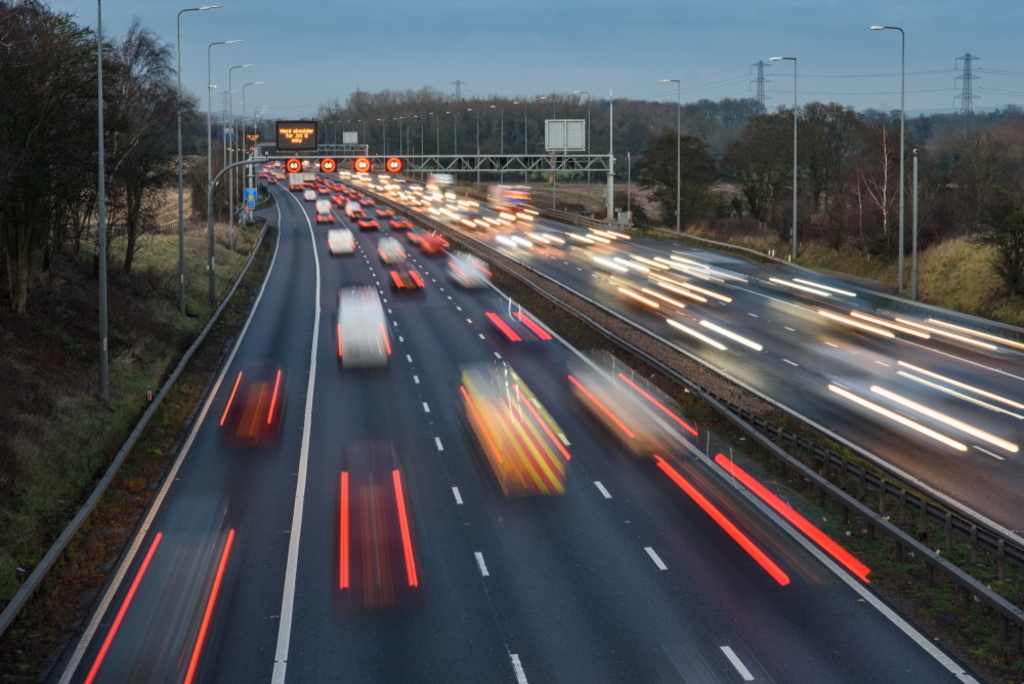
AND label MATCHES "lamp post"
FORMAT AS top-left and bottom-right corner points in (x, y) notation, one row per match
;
(606, 90), (615, 221)
(575, 91), (592, 214)
(227, 63), (253, 252)
(177, 5), (219, 316)
(241, 81), (262, 225)
(207, 39), (241, 305)
(769, 57), (798, 260)
(872, 25), (906, 296)
(658, 79), (681, 232)
(469, 108), (480, 190)
(97, 0), (108, 396)
(912, 148), (919, 300)
(377, 118), (387, 156)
